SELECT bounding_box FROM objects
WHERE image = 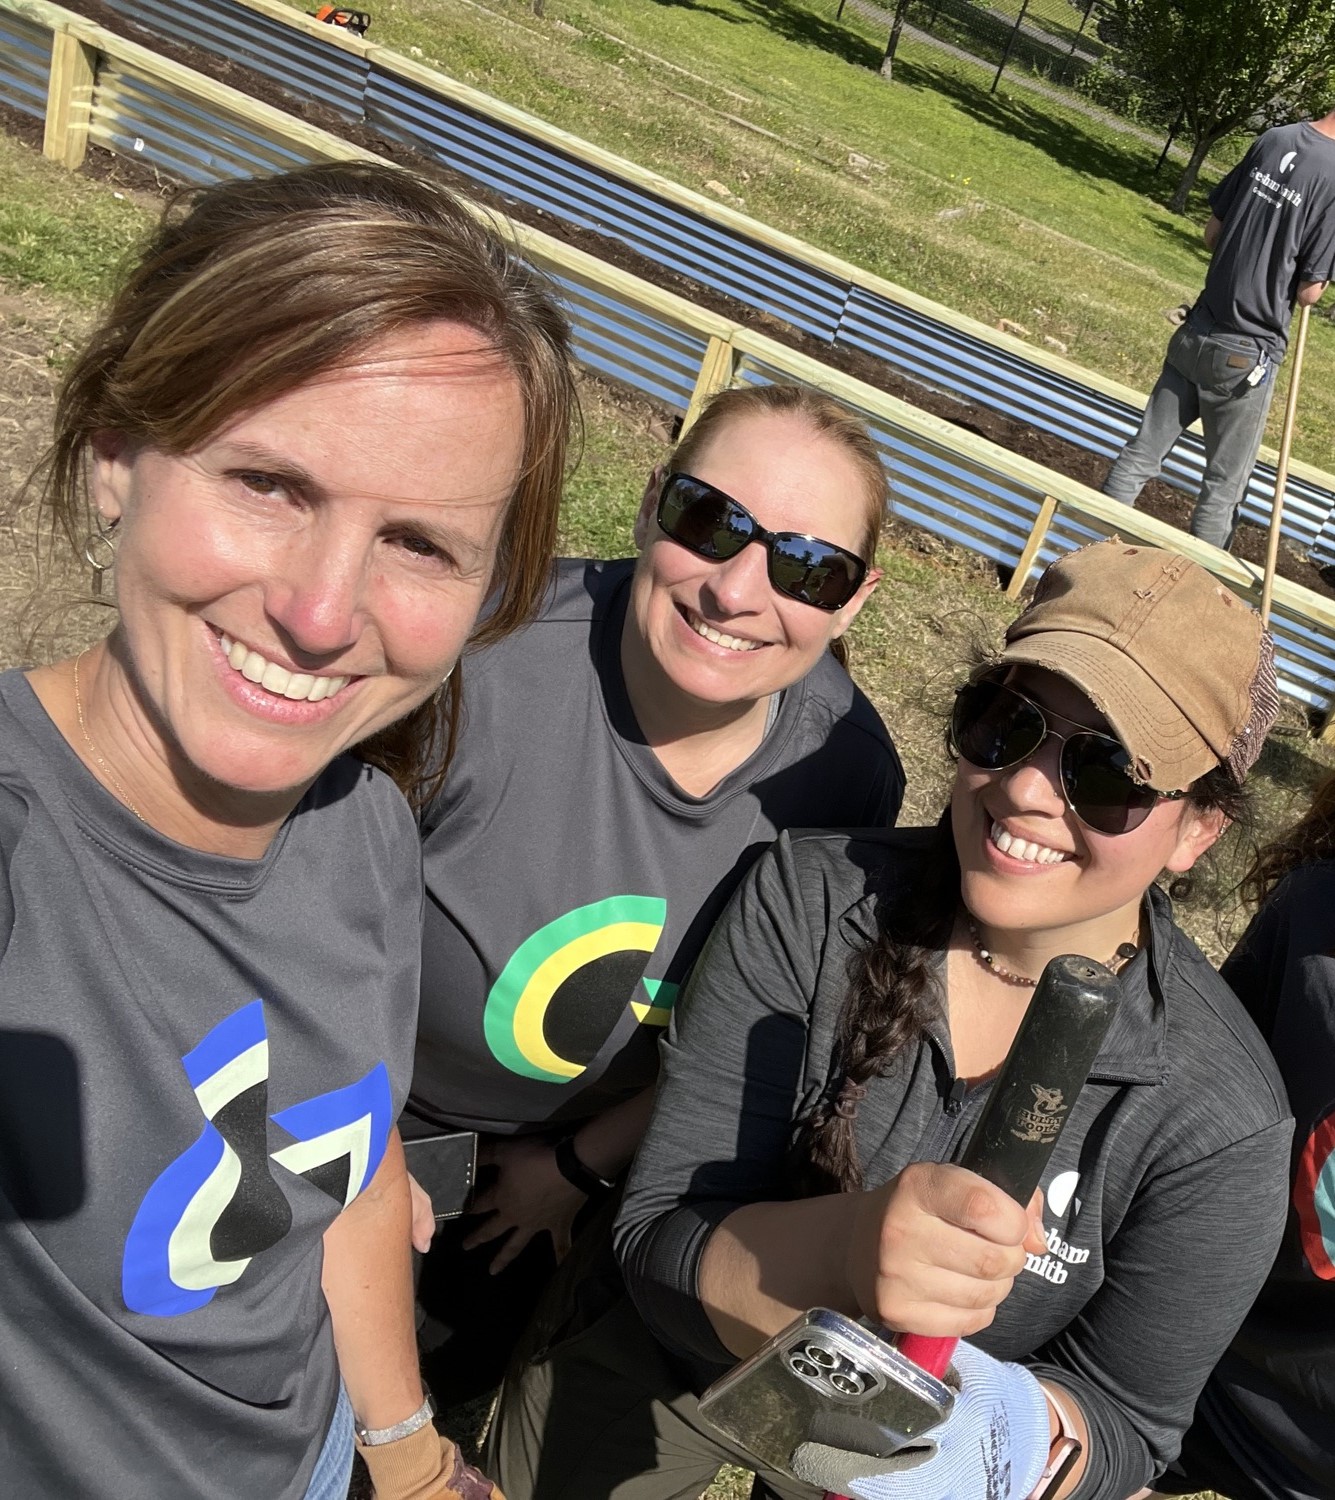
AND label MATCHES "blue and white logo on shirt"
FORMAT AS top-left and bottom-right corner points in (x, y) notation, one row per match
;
(122, 1001), (392, 1317)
